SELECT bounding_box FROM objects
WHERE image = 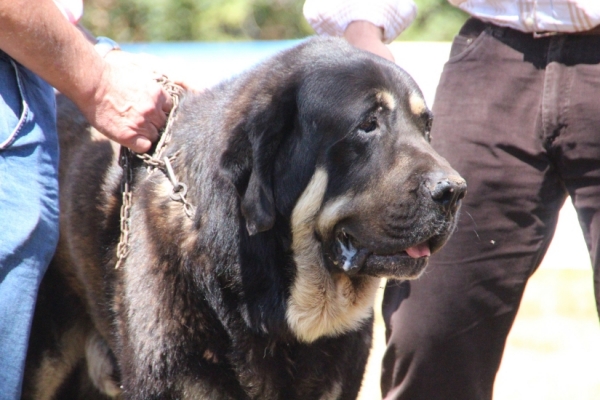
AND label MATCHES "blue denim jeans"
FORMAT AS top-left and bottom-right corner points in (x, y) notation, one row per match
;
(0, 52), (59, 399)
